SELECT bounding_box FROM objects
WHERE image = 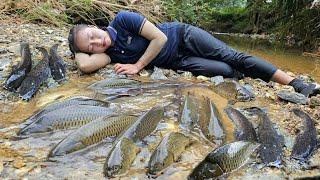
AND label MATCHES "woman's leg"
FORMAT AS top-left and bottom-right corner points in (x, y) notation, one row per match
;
(178, 56), (235, 78)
